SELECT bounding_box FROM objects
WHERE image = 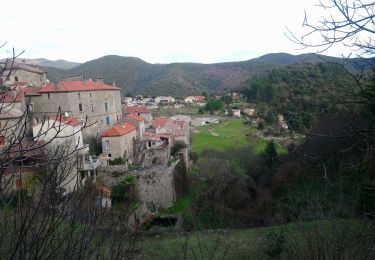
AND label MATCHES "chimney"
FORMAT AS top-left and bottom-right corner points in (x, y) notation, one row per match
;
(113, 81), (116, 88)
(96, 76), (104, 84)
